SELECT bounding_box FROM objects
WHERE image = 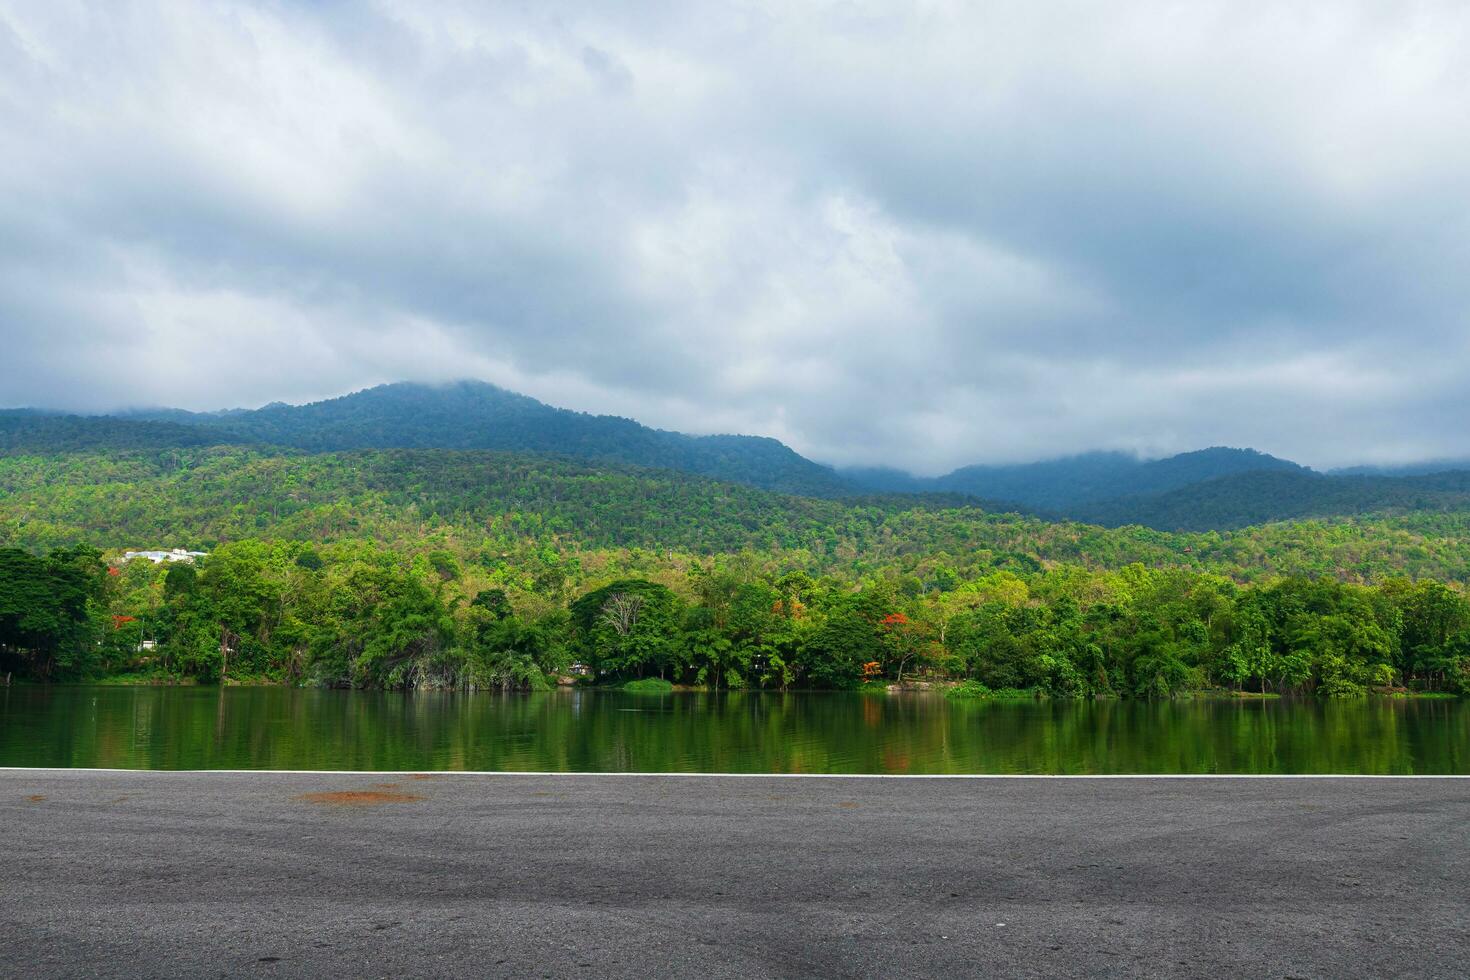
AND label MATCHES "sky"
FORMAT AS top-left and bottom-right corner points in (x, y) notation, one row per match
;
(2, 1), (1469, 475)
